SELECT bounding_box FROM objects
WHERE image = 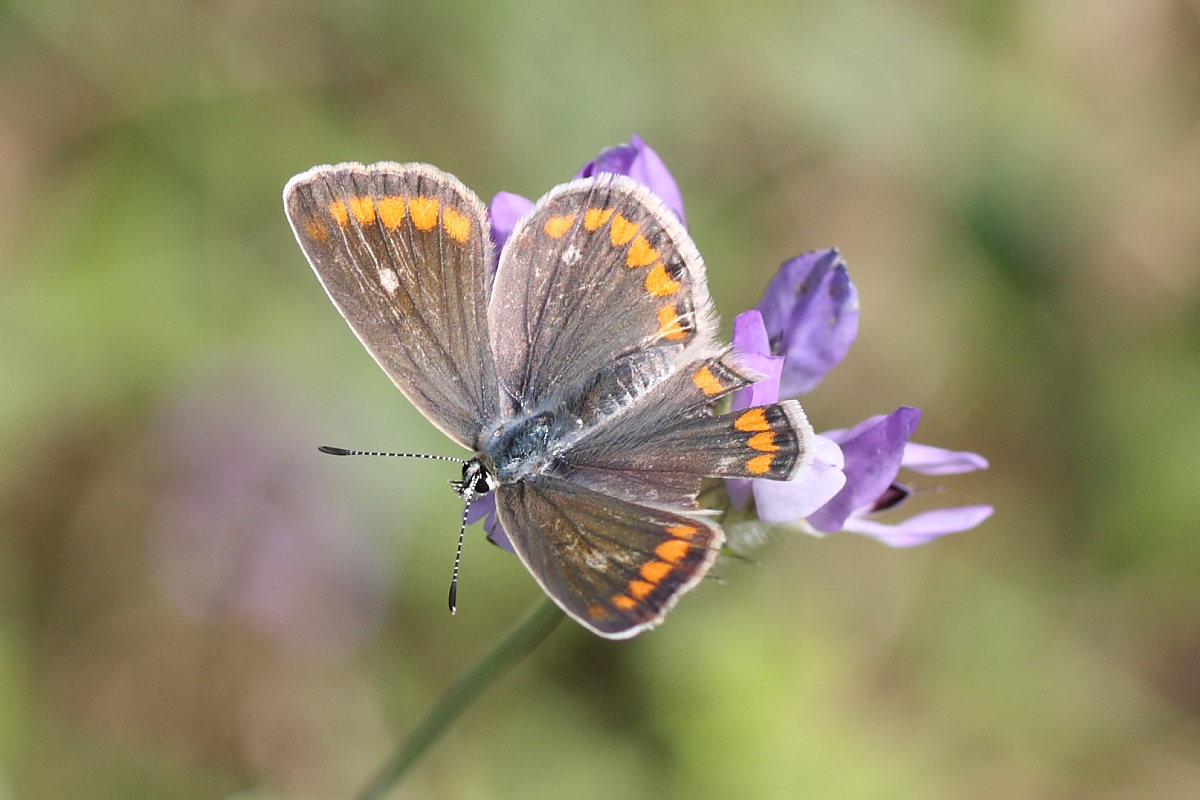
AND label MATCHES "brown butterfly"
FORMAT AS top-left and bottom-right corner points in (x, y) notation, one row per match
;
(284, 163), (813, 638)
